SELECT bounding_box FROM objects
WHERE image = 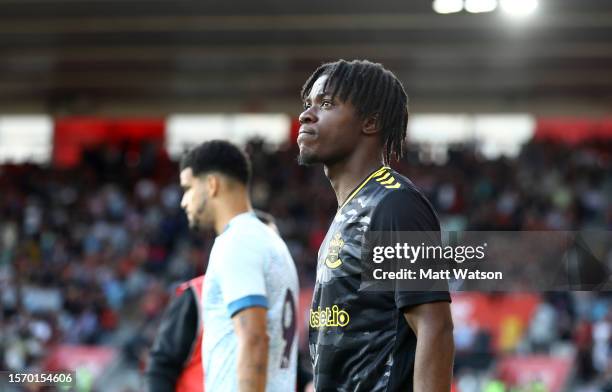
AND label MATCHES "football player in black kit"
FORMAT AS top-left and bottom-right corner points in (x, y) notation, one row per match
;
(297, 59), (454, 392)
